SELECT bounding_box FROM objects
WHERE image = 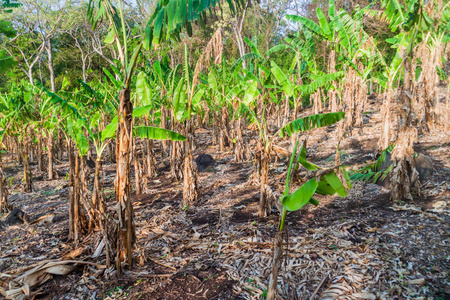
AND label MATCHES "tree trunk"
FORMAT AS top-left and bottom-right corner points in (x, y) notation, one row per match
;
(202, 103), (210, 128)
(46, 39), (56, 93)
(283, 95), (289, 127)
(390, 59), (421, 201)
(259, 149), (269, 217)
(82, 55), (87, 82)
(23, 136), (32, 193)
(171, 116), (184, 180)
(379, 88), (393, 150)
(328, 50), (338, 112)
(0, 151), (9, 214)
(91, 159), (104, 233)
(47, 132), (54, 180)
(73, 153), (80, 241)
(219, 106), (230, 151)
(212, 112), (220, 146)
(92, 159), (101, 211)
(267, 231), (283, 300)
(80, 156), (93, 233)
(234, 118), (244, 162)
(57, 130), (63, 160)
(134, 143), (142, 195)
(115, 89), (134, 273)
(446, 83), (449, 131)
(108, 140), (116, 163)
(37, 128), (43, 172)
(160, 106), (169, 157)
(233, 9), (247, 69)
(146, 139), (156, 178)
(68, 141), (75, 240)
(29, 131), (35, 163)
(182, 120), (199, 207)
(27, 67), (34, 86)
